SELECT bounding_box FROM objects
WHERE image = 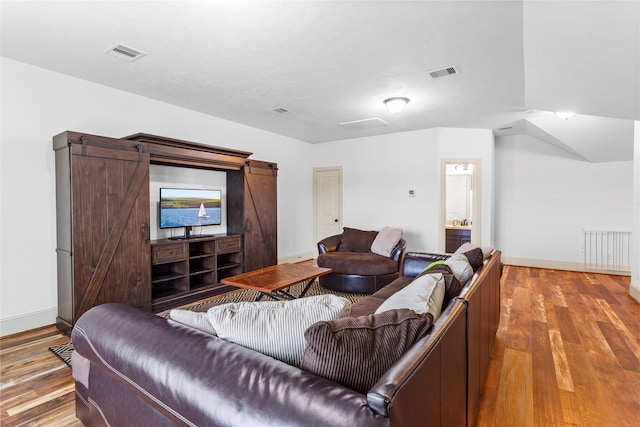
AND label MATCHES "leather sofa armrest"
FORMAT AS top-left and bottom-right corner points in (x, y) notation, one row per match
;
(400, 252), (450, 277)
(72, 303), (386, 427)
(318, 234), (342, 254)
(389, 239), (407, 262)
(366, 300), (467, 423)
